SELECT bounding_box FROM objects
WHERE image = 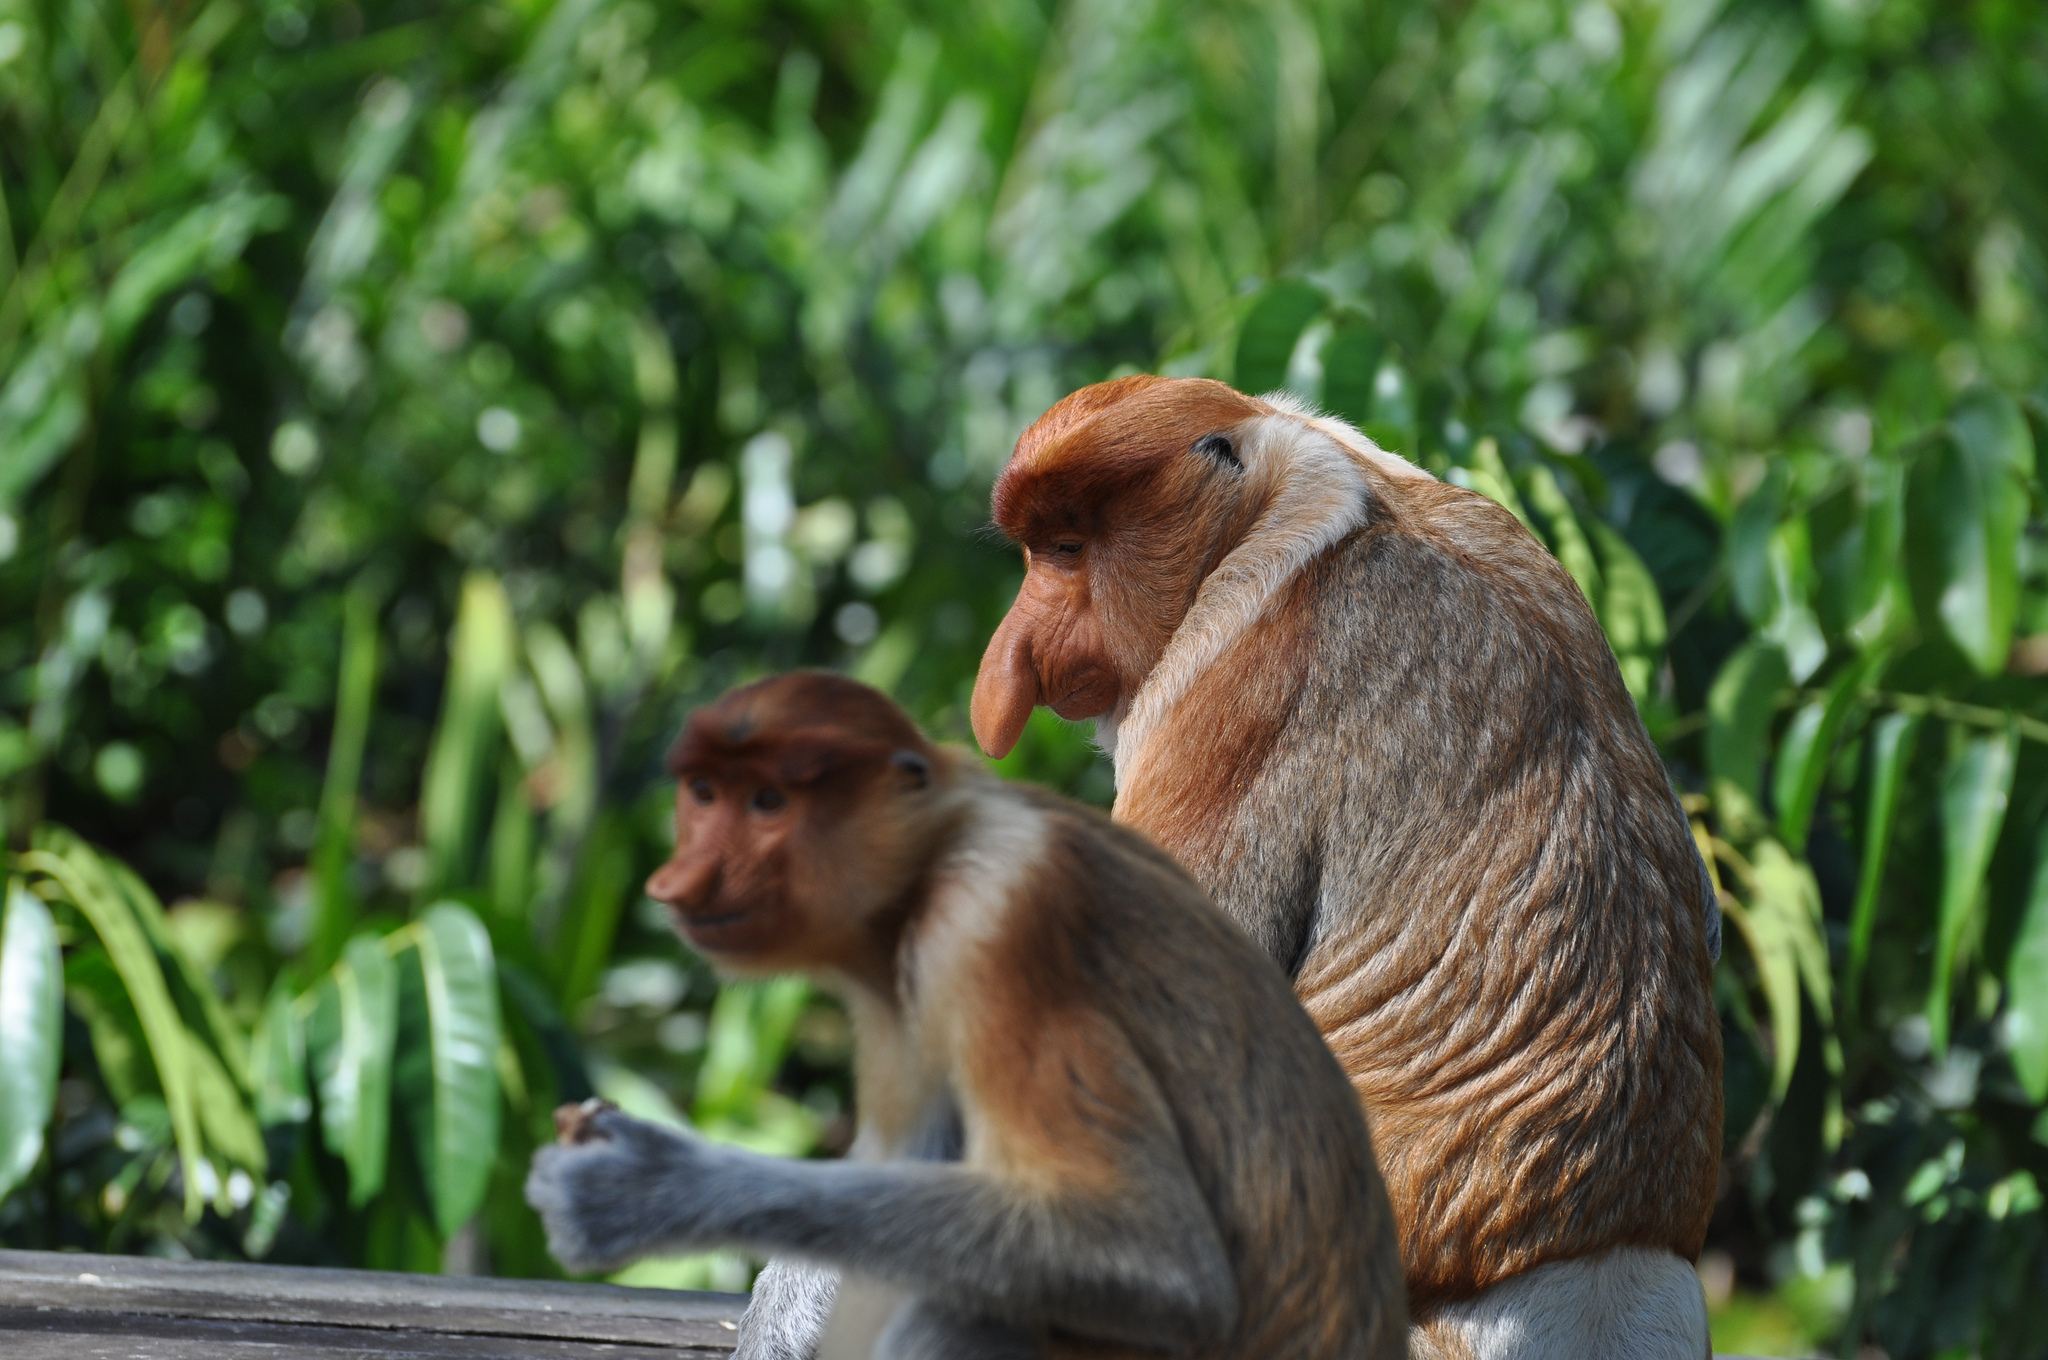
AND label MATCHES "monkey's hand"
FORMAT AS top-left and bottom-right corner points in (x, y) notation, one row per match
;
(525, 1103), (712, 1274)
